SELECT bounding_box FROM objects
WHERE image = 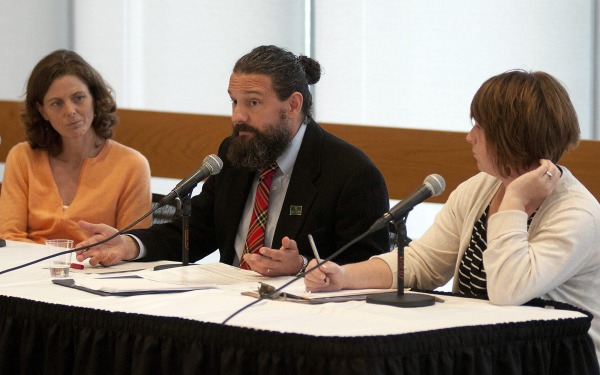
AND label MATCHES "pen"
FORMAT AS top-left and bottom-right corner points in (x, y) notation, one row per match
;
(308, 234), (329, 285)
(307, 234), (321, 263)
(70, 263), (84, 270)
